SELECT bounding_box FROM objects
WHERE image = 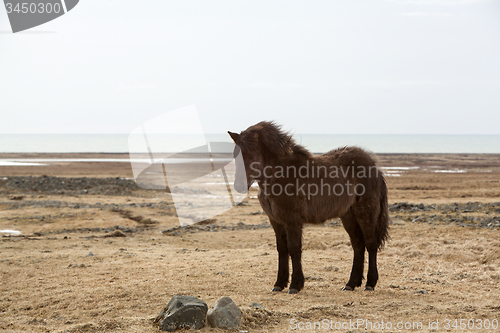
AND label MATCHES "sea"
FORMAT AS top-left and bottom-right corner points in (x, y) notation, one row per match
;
(0, 134), (499, 154)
